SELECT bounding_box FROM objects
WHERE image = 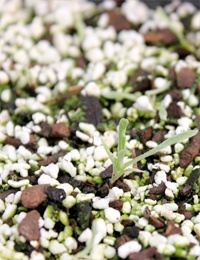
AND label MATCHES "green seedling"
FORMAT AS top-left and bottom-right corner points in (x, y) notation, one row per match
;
(102, 118), (198, 184)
